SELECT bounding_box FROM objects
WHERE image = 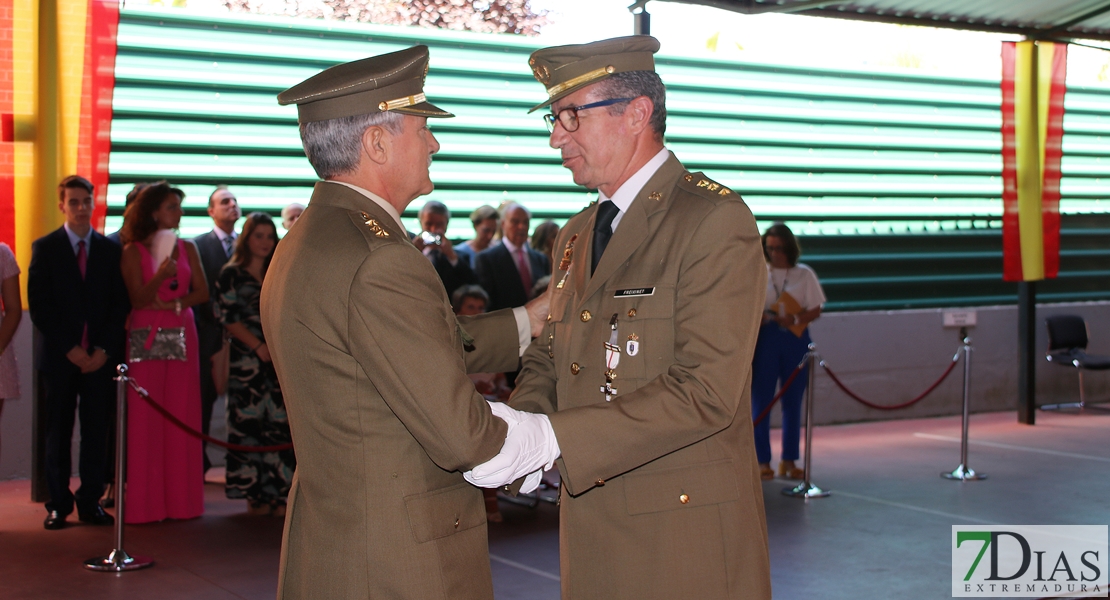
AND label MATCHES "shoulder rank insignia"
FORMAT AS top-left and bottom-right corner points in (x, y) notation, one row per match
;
(695, 178), (731, 196)
(648, 191), (661, 201)
(359, 212), (389, 237)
